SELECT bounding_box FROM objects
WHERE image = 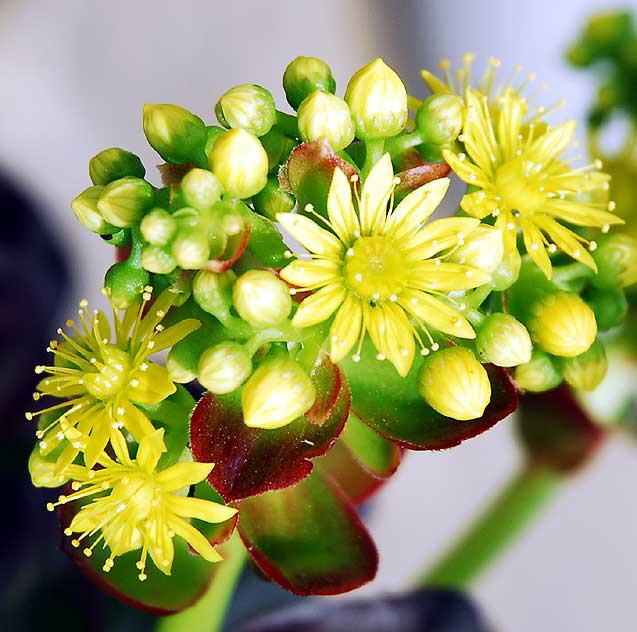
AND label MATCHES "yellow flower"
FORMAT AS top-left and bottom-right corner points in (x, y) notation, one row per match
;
(26, 288), (199, 475)
(48, 429), (236, 580)
(278, 154), (491, 377)
(422, 54), (623, 279)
